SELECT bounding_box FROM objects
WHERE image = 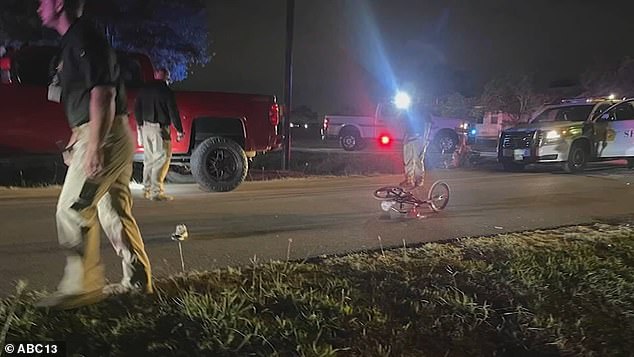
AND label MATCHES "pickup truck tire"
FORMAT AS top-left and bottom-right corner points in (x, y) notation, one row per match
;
(433, 131), (459, 153)
(191, 137), (248, 192)
(339, 128), (363, 151)
(502, 162), (525, 172)
(563, 142), (589, 173)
